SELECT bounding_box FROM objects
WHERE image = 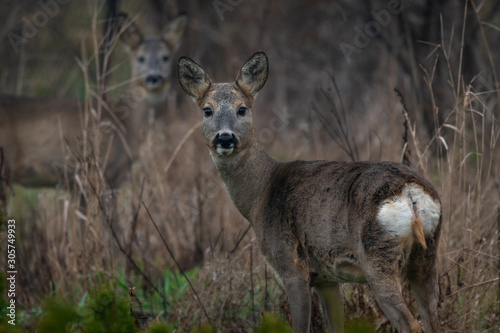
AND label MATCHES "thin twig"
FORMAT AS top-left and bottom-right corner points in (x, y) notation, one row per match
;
(229, 224), (252, 256)
(126, 178), (145, 257)
(497, 206), (500, 318)
(0, 147), (9, 215)
(250, 246), (256, 326)
(87, 181), (171, 311)
(329, 72), (359, 161)
(99, 0), (118, 87)
(456, 0), (468, 101)
(142, 201), (211, 322)
(264, 263), (269, 312)
(470, 0), (500, 118)
(312, 103), (357, 162)
(163, 121), (202, 174)
(395, 88), (411, 167)
(446, 278), (499, 298)
(311, 73), (359, 162)
(397, 98), (427, 177)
